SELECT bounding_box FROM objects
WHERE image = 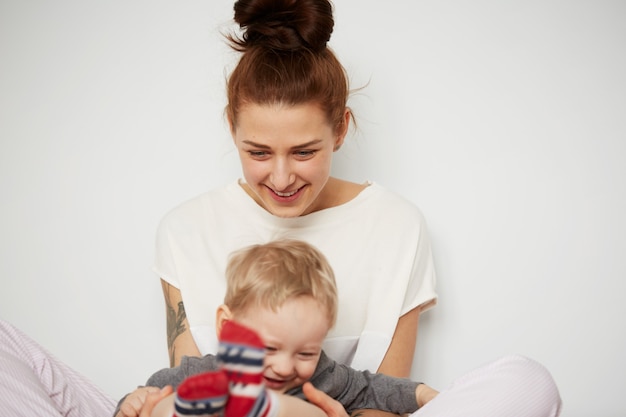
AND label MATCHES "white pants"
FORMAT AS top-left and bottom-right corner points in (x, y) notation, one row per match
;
(0, 319), (561, 417)
(0, 319), (116, 417)
(413, 354), (562, 417)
